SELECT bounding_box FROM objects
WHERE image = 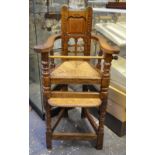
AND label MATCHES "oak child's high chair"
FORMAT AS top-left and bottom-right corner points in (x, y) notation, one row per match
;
(34, 5), (119, 150)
